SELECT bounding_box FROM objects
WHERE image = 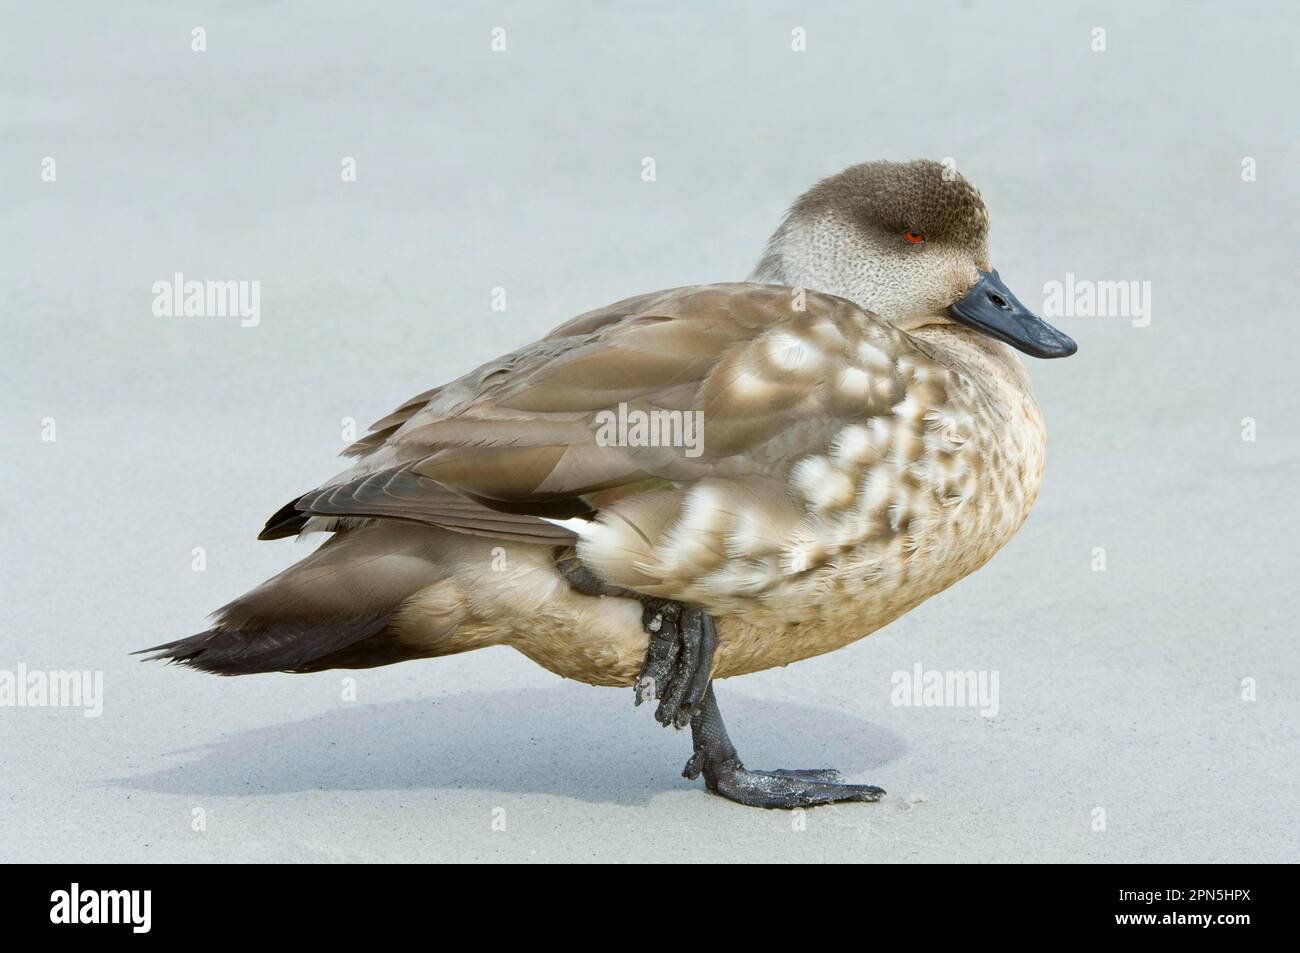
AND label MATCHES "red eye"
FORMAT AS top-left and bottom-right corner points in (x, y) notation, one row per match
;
(903, 229), (926, 244)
